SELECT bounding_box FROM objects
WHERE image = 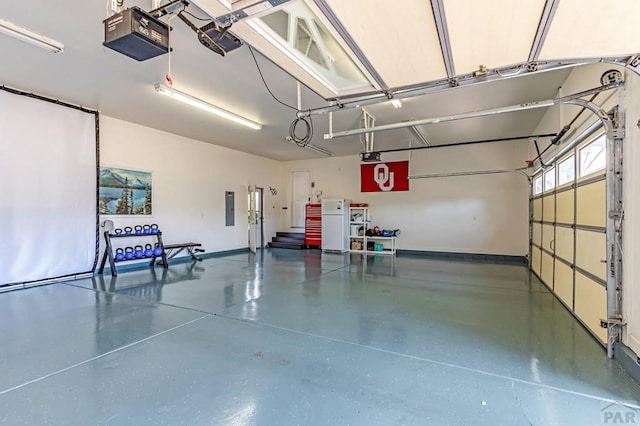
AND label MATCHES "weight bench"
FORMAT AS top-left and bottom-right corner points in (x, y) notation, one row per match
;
(152, 242), (204, 266)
